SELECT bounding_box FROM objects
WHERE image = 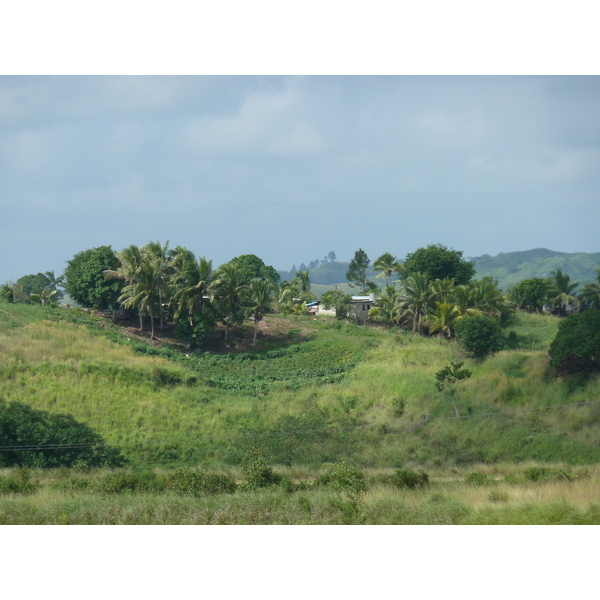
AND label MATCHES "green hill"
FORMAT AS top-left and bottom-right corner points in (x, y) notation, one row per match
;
(471, 248), (600, 290)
